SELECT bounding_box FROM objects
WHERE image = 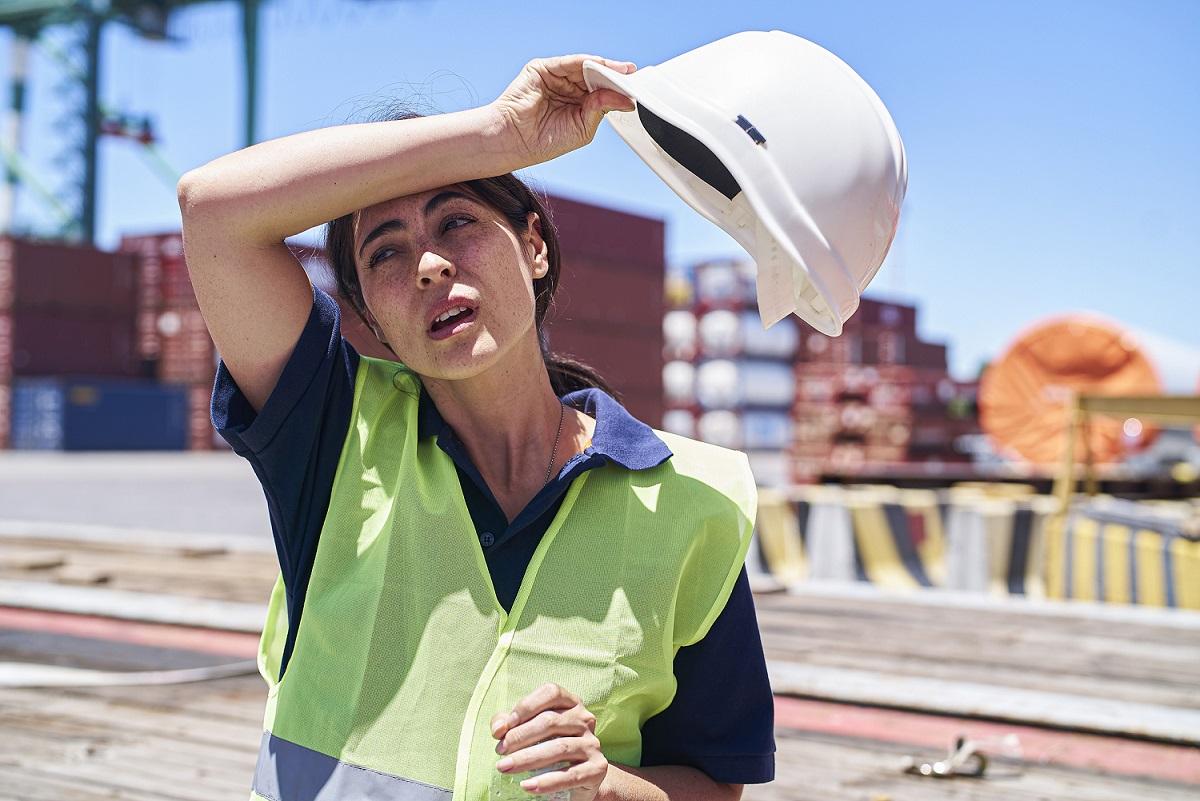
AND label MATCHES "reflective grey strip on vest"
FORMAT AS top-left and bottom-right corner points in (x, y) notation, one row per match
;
(253, 731), (453, 801)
